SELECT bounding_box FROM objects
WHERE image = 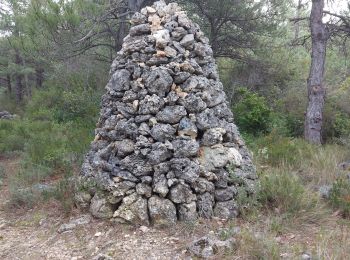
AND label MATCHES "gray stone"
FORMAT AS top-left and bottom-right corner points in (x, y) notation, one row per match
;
(172, 138), (199, 158)
(74, 191), (92, 209)
(187, 233), (234, 259)
(147, 142), (172, 165)
(145, 68), (173, 97)
(171, 27), (187, 41)
(202, 128), (226, 146)
(169, 183), (196, 204)
(178, 117), (198, 139)
(138, 122), (151, 136)
(148, 196), (177, 226)
(111, 181), (136, 198)
(153, 174), (169, 197)
(201, 83), (226, 107)
(178, 202), (198, 221)
(214, 200), (239, 219)
(116, 139), (135, 157)
(156, 105), (187, 124)
(129, 24), (151, 36)
(196, 109), (220, 131)
(199, 145), (242, 171)
(113, 193), (149, 225)
(120, 154), (153, 177)
(108, 69), (131, 92)
(153, 29), (171, 48)
(192, 178), (215, 194)
(174, 72), (191, 84)
(179, 93), (207, 113)
(131, 12), (147, 25)
(197, 192), (214, 219)
(57, 215), (91, 233)
(180, 34), (195, 49)
(171, 158), (200, 184)
(138, 94), (165, 115)
(90, 194), (114, 219)
(164, 21), (178, 32)
(136, 183), (152, 198)
(214, 169), (229, 189)
(151, 124), (176, 142)
(214, 186), (238, 202)
(111, 169), (139, 183)
(319, 185), (332, 199)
